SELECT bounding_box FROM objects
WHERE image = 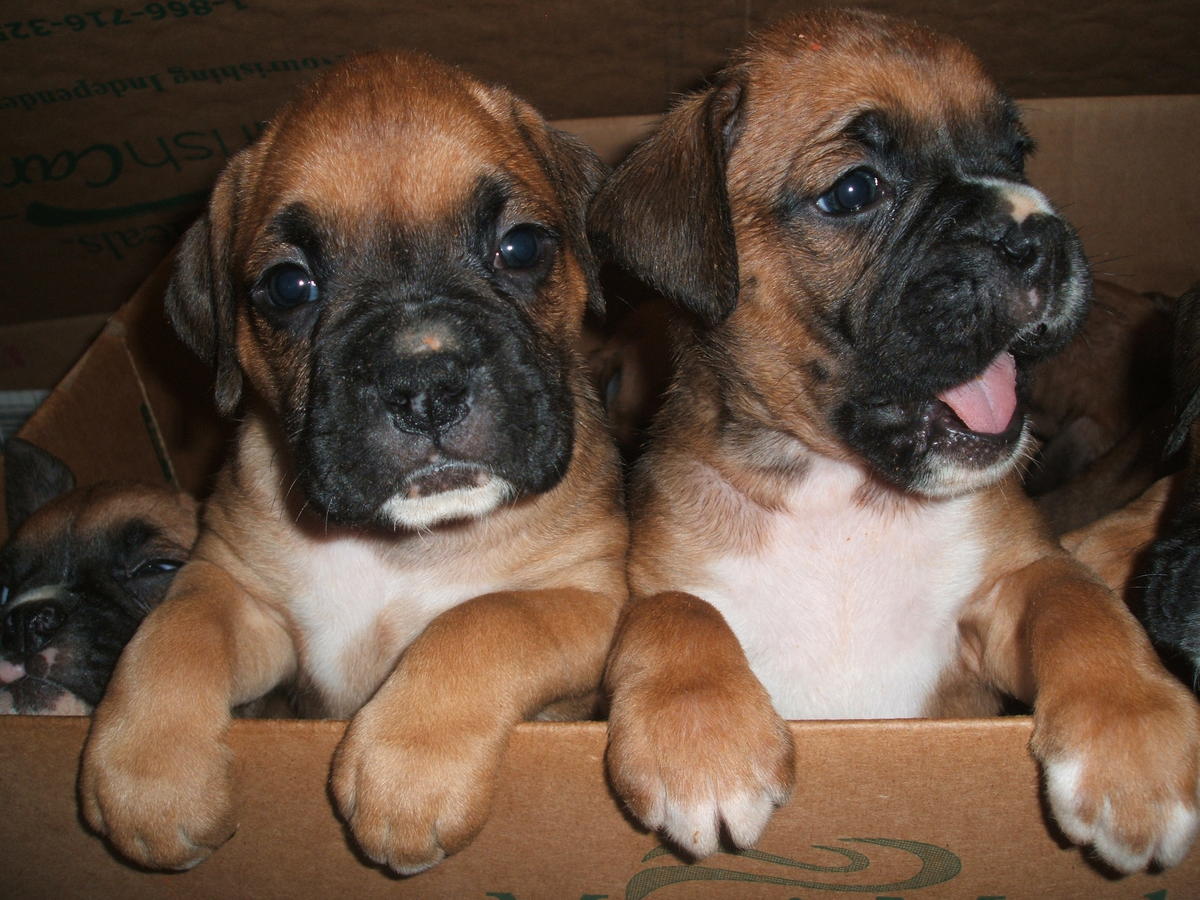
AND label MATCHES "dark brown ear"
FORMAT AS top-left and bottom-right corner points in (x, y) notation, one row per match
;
(164, 152), (247, 418)
(588, 78), (744, 328)
(4, 438), (75, 534)
(511, 100), (609, 316)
